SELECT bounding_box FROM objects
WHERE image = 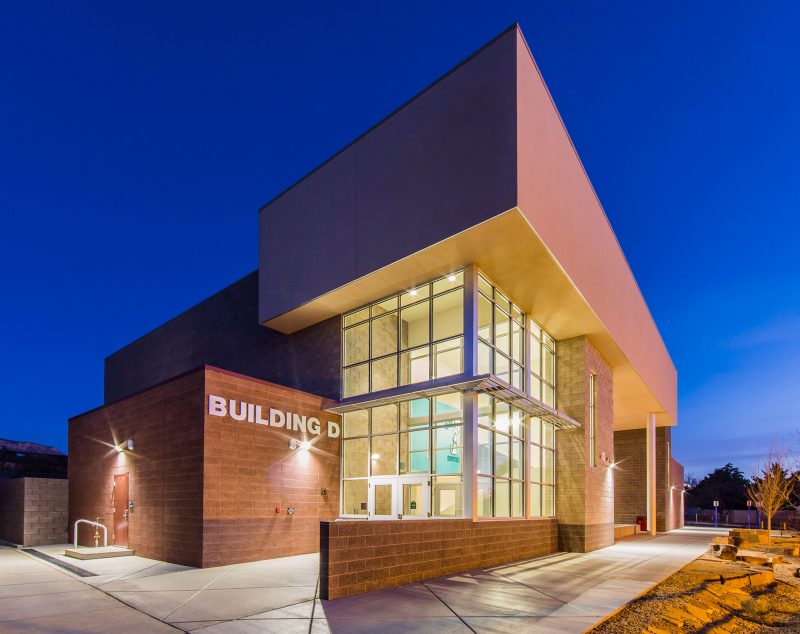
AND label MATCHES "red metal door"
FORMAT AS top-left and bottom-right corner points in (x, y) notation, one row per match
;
(113, 474), (129, 547)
